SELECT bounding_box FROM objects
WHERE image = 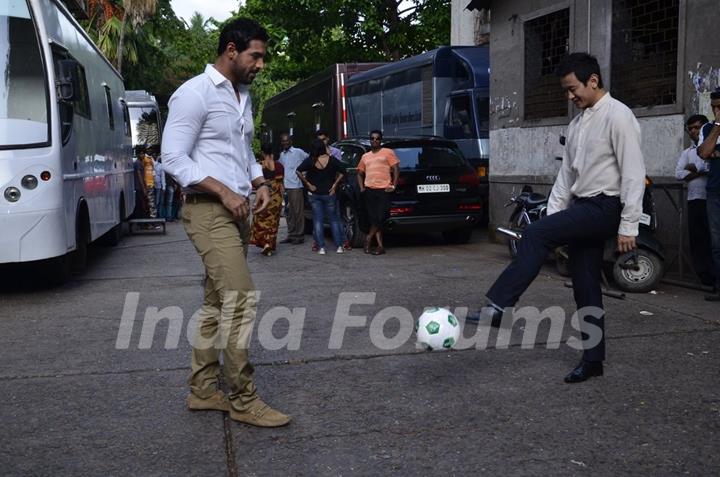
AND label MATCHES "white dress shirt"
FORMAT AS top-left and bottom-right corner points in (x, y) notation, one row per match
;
(547, 93), (646, 236)
(162, 65), (263, 197)
(278, 147), (309, 189)
(675, 145), (707, 201)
